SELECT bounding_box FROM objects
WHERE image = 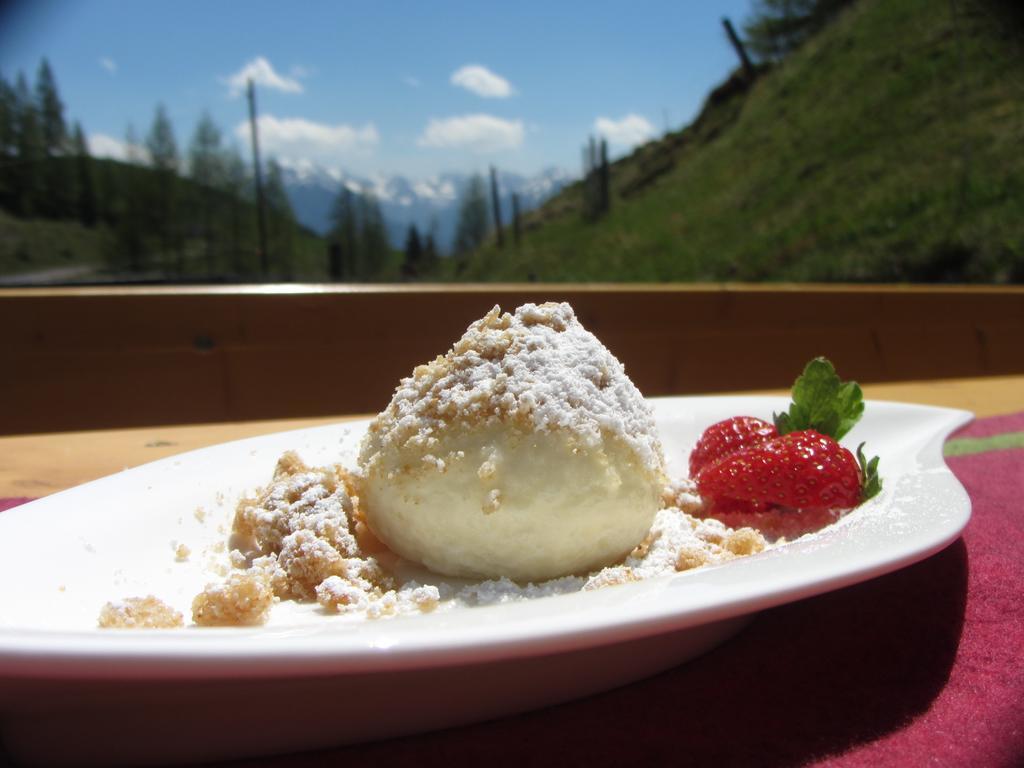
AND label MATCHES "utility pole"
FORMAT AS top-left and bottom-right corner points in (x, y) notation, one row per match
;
(489, 165), (504, 248)
(247, 78), (269, 277)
